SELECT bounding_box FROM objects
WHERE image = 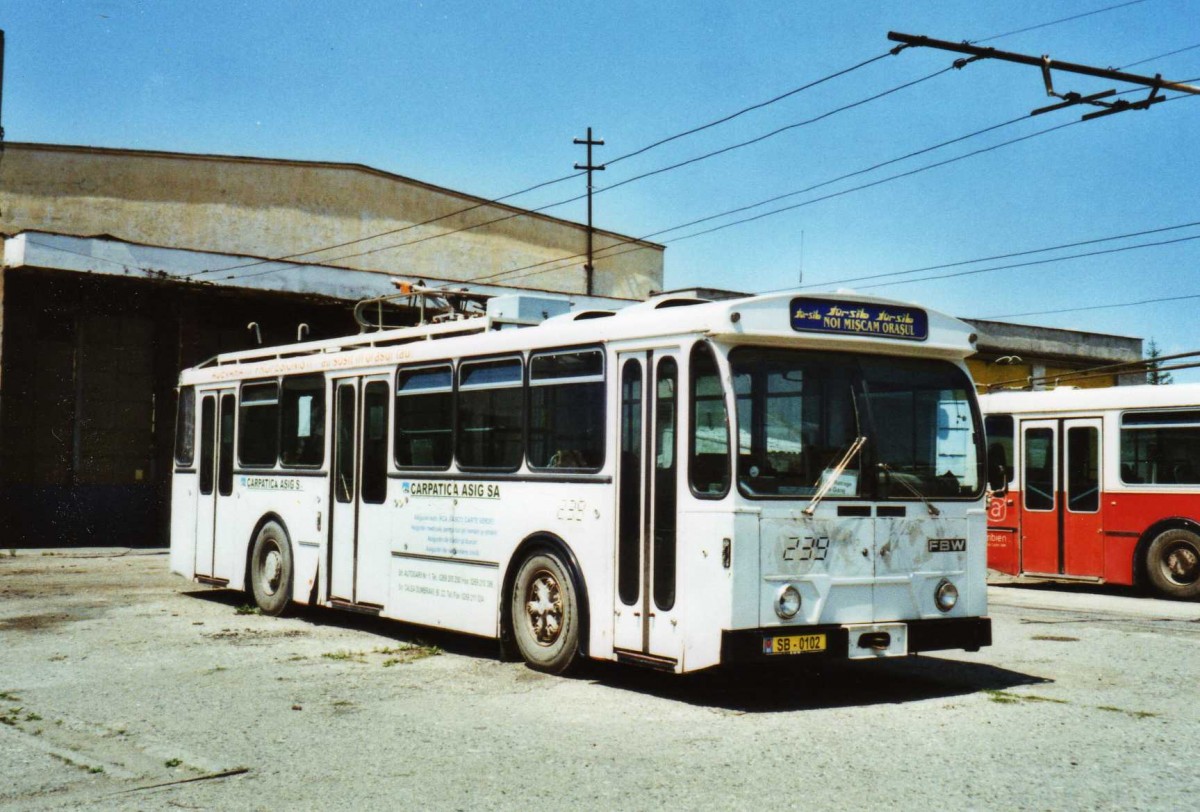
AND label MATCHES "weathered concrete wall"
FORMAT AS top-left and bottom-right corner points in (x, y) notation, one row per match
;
(0, 143), (663, 300)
